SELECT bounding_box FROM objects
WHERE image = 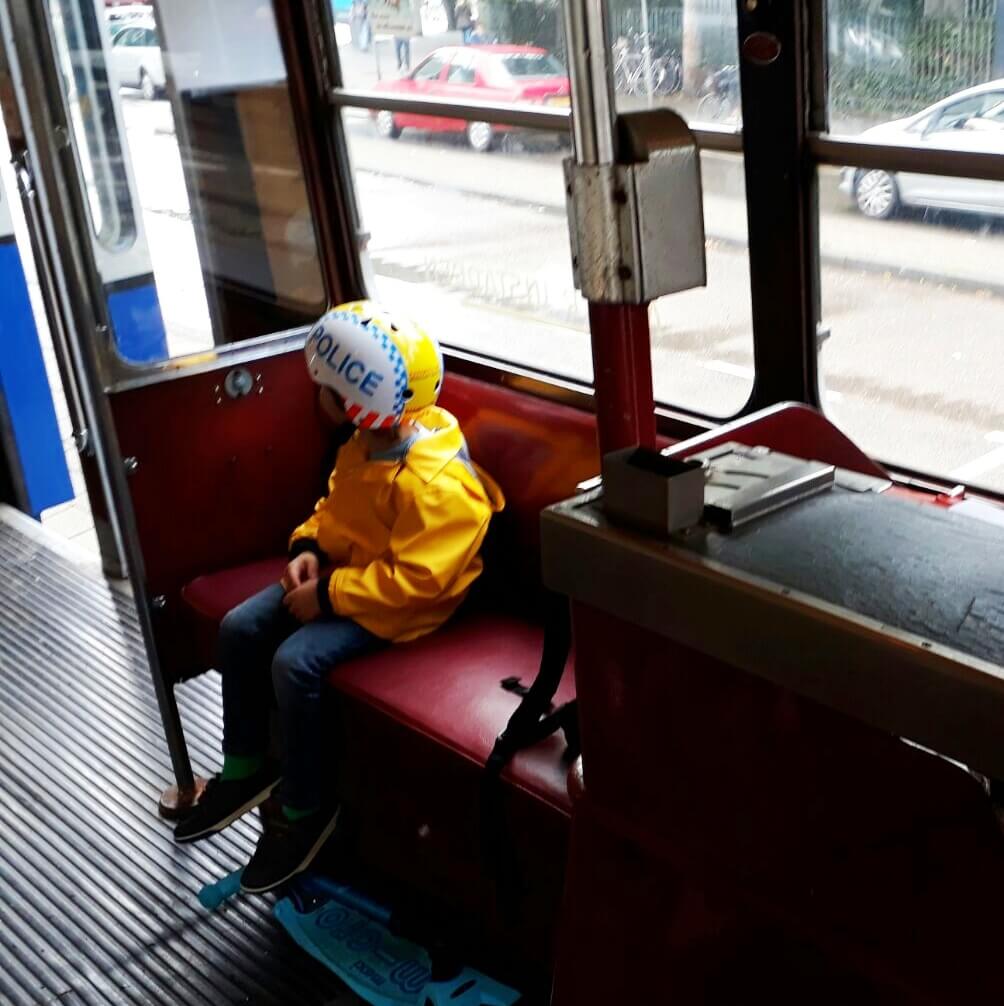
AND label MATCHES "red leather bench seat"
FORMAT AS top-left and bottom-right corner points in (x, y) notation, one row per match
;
(182, 559), (576, 812)
(333, 612), (575, 808)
